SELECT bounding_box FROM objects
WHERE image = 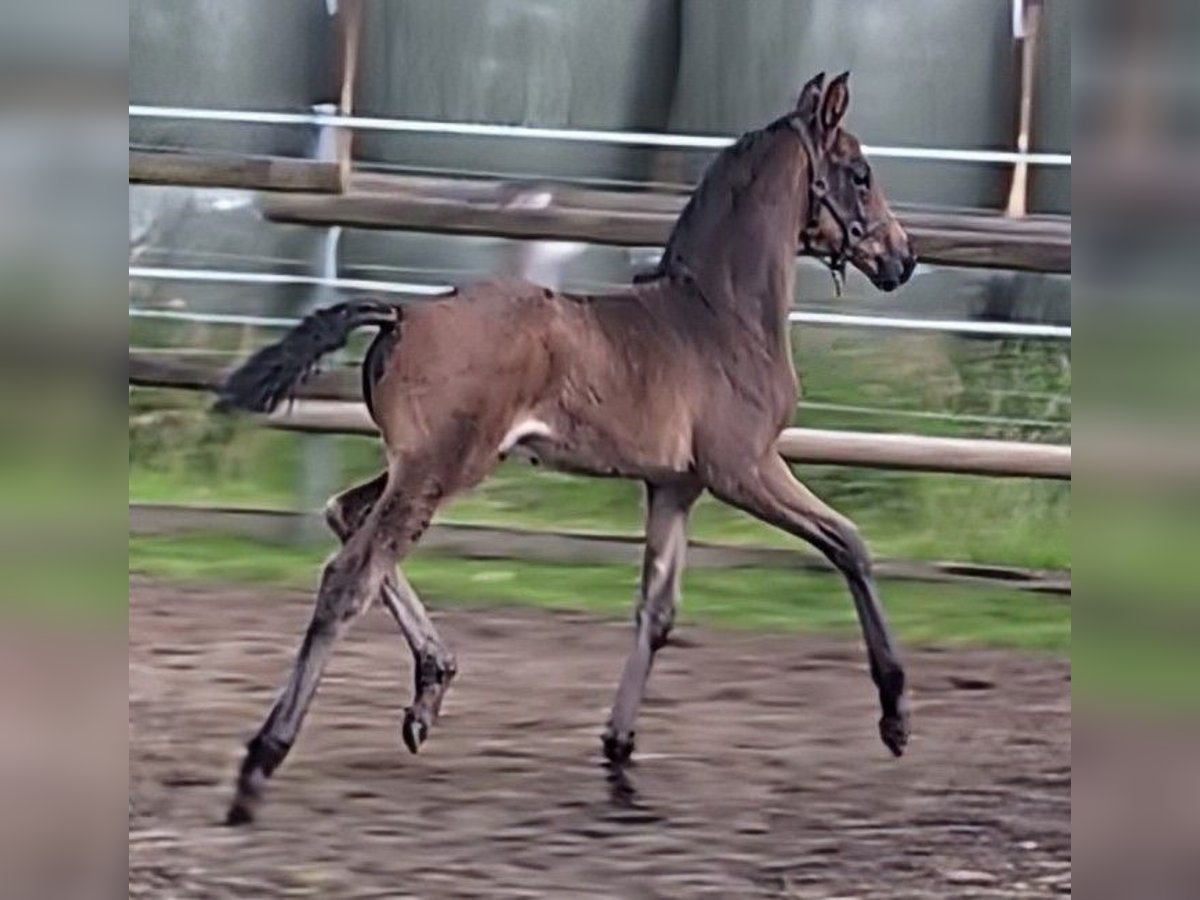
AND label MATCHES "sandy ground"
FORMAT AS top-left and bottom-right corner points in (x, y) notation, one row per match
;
(129, 577), (1070, 898)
